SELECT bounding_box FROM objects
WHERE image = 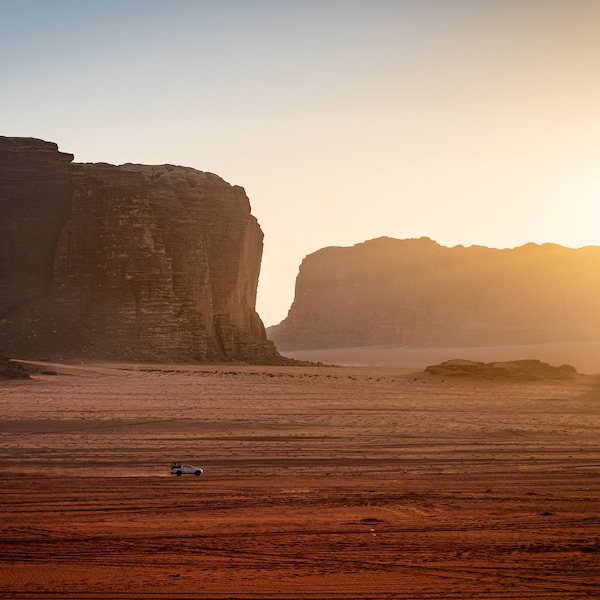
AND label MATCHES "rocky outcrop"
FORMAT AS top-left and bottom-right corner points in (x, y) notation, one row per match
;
(0, 136), (282, 363)
(424, 359), (577, 380)
(0, 352), (30, 380)
(268, 237), (600, 350)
